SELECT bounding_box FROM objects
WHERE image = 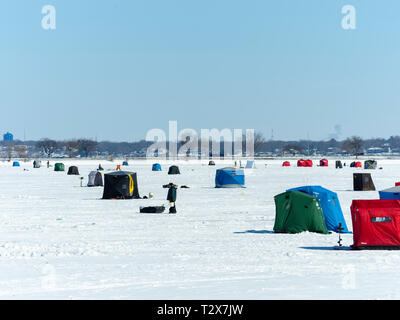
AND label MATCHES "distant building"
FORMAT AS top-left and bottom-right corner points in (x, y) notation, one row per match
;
(3, 132), (13, 141)
(367, 147), (384, 154)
